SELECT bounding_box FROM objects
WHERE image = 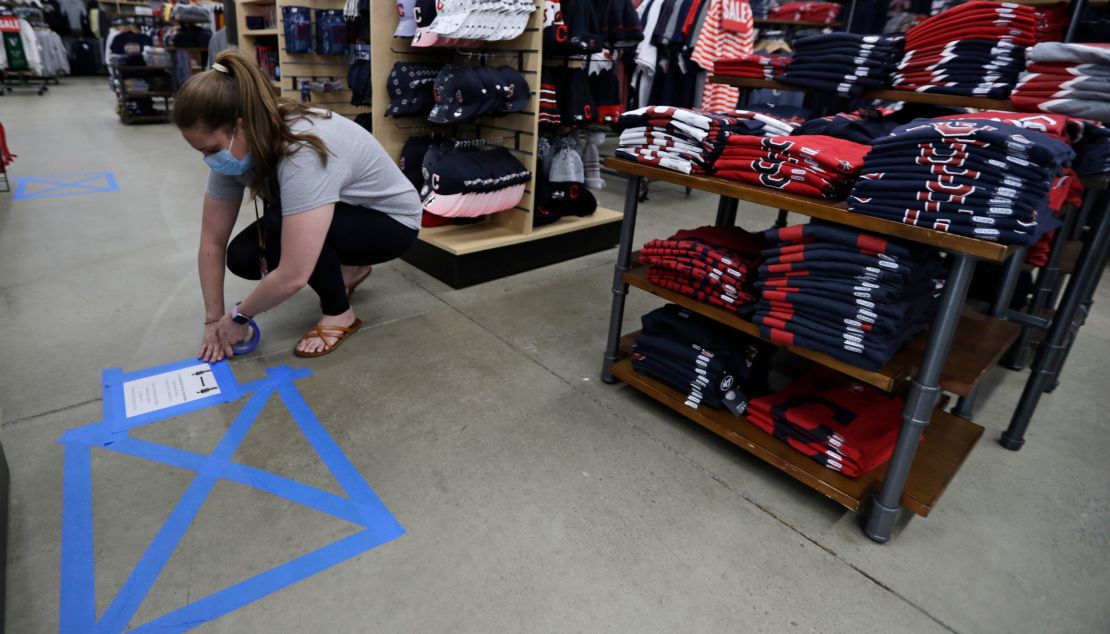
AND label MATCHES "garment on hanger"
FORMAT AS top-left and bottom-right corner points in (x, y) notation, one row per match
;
(690, 0), (754, 111)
